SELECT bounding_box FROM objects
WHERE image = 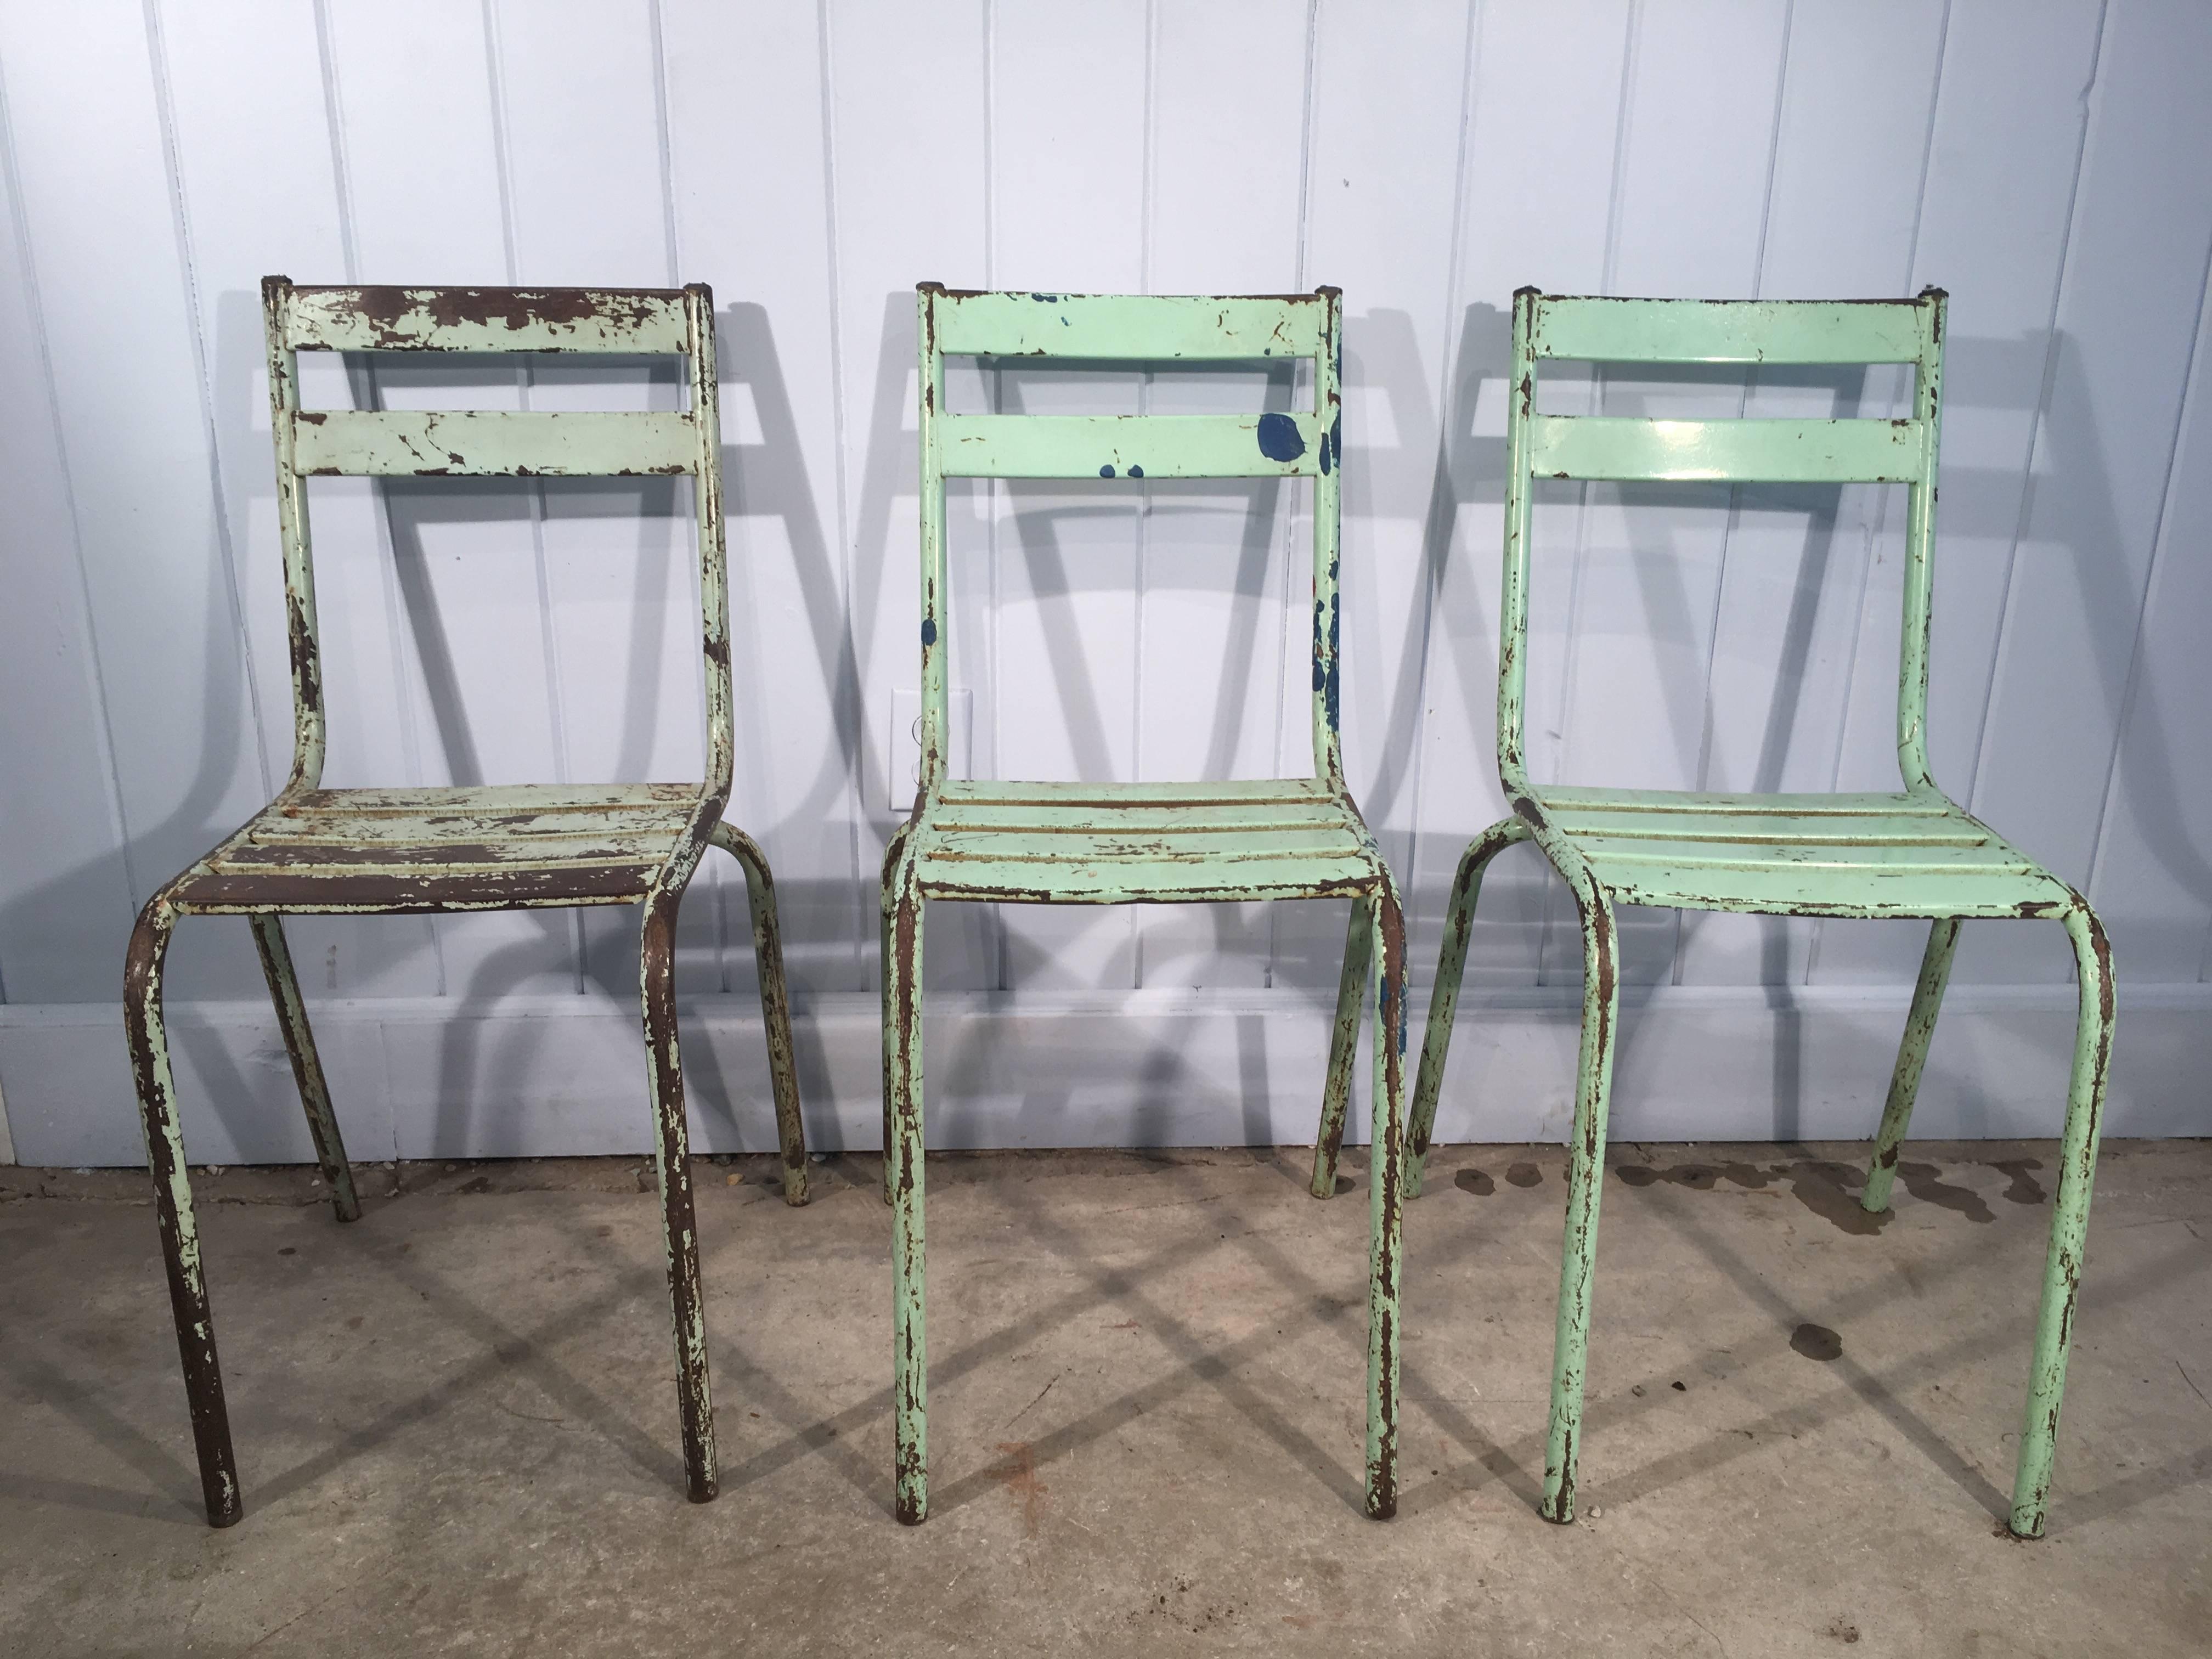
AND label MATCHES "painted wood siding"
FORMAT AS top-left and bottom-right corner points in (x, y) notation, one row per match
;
(0, 0), (2206, 1036)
